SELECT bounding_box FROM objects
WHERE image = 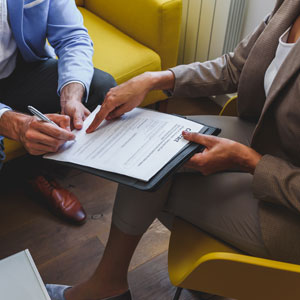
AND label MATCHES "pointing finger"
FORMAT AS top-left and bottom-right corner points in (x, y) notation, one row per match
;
(86, 103), (113, 133)
(107, 103), (132, 120)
